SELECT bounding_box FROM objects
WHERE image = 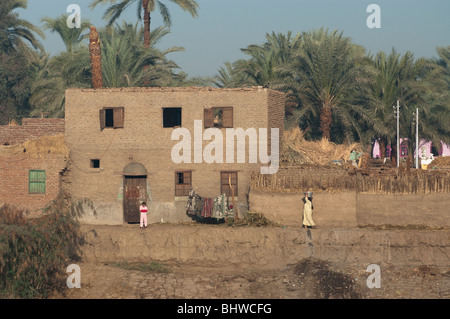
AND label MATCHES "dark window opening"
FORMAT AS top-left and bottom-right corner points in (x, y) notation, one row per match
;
(431, 143), (441, 156)
(163, 108), (182, 128)
(90, 159), (100, 168)
(100, 107), (124, 130)
(175, 171), (191, 196)
(105, 109), (114, 127)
